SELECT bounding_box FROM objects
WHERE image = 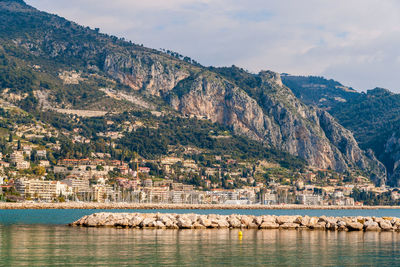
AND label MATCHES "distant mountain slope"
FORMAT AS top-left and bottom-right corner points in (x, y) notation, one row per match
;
(329, 88), (400, 186)
(0, 0), (387, 183)
(281, 75), (358, 108)
(282, 75), (400, 185)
